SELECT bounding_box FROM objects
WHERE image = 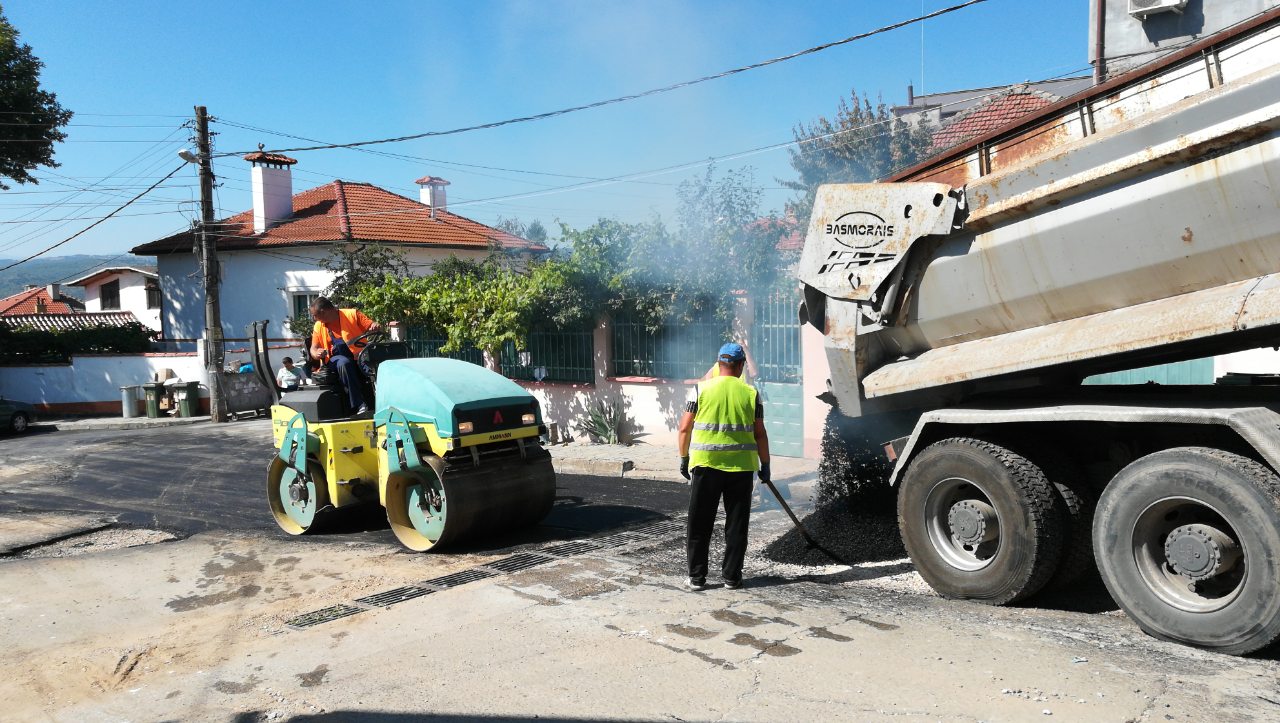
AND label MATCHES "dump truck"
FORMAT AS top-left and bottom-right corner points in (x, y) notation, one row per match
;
(248, 323), (557, 551)
(797, 9), (1280, 655)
